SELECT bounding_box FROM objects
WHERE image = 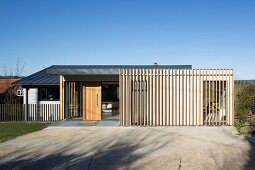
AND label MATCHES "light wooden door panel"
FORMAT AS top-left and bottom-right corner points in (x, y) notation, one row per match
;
(83, 85), (101, 120)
